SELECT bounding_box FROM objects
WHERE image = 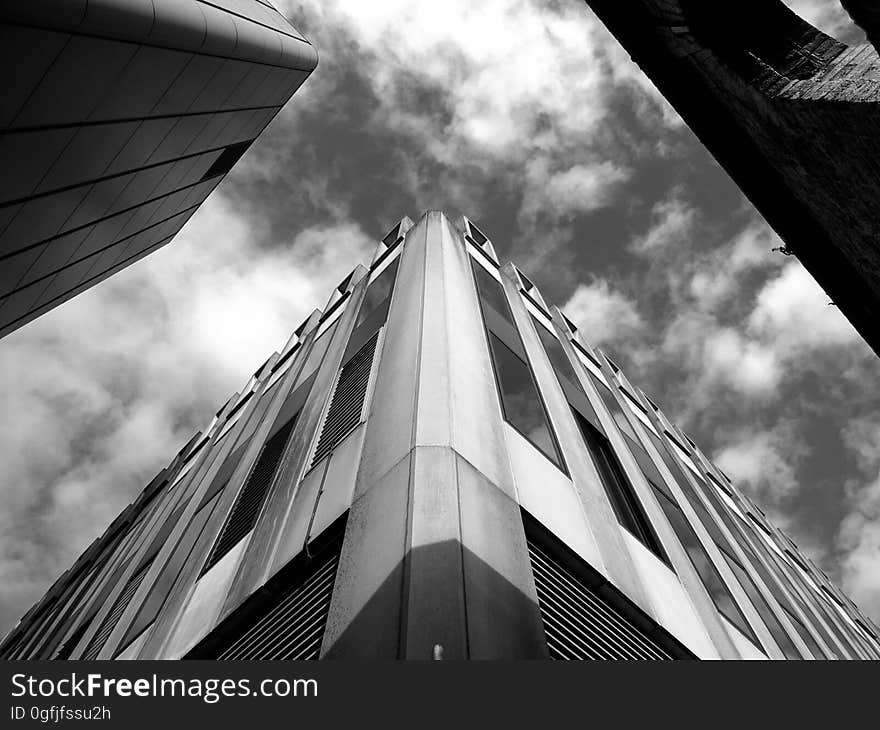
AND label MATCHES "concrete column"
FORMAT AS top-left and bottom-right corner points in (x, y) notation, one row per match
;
(322, 212), (547, 659)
